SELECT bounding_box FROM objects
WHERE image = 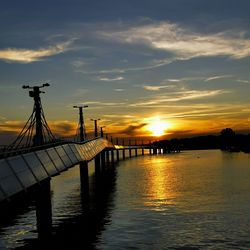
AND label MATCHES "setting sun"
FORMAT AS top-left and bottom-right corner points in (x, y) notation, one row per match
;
(146, 117), (171, 137)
